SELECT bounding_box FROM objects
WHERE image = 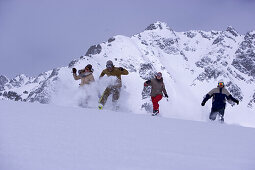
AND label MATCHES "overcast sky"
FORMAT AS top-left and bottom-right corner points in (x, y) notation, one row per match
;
(1, 0), (255, 78)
